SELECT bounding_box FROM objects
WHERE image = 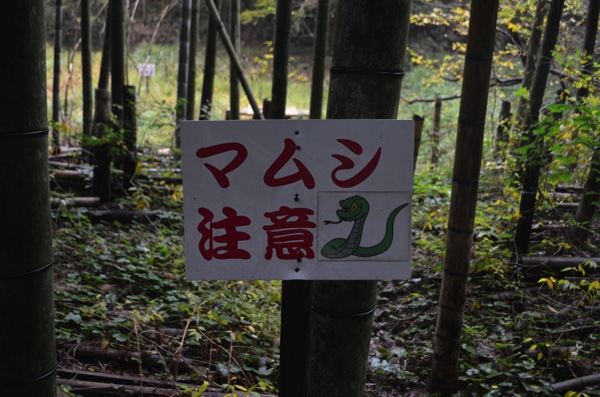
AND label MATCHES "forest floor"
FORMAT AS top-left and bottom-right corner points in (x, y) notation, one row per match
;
(51, 147), (600, 397)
